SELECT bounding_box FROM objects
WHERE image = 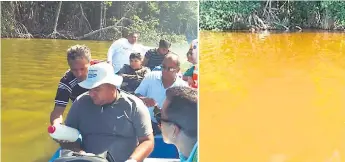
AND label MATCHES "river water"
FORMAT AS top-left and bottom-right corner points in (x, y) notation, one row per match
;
(200, 31), (345, 162)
